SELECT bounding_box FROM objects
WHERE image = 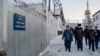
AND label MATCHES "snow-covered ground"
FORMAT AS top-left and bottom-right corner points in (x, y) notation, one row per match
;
(39, 35), (100, 56)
